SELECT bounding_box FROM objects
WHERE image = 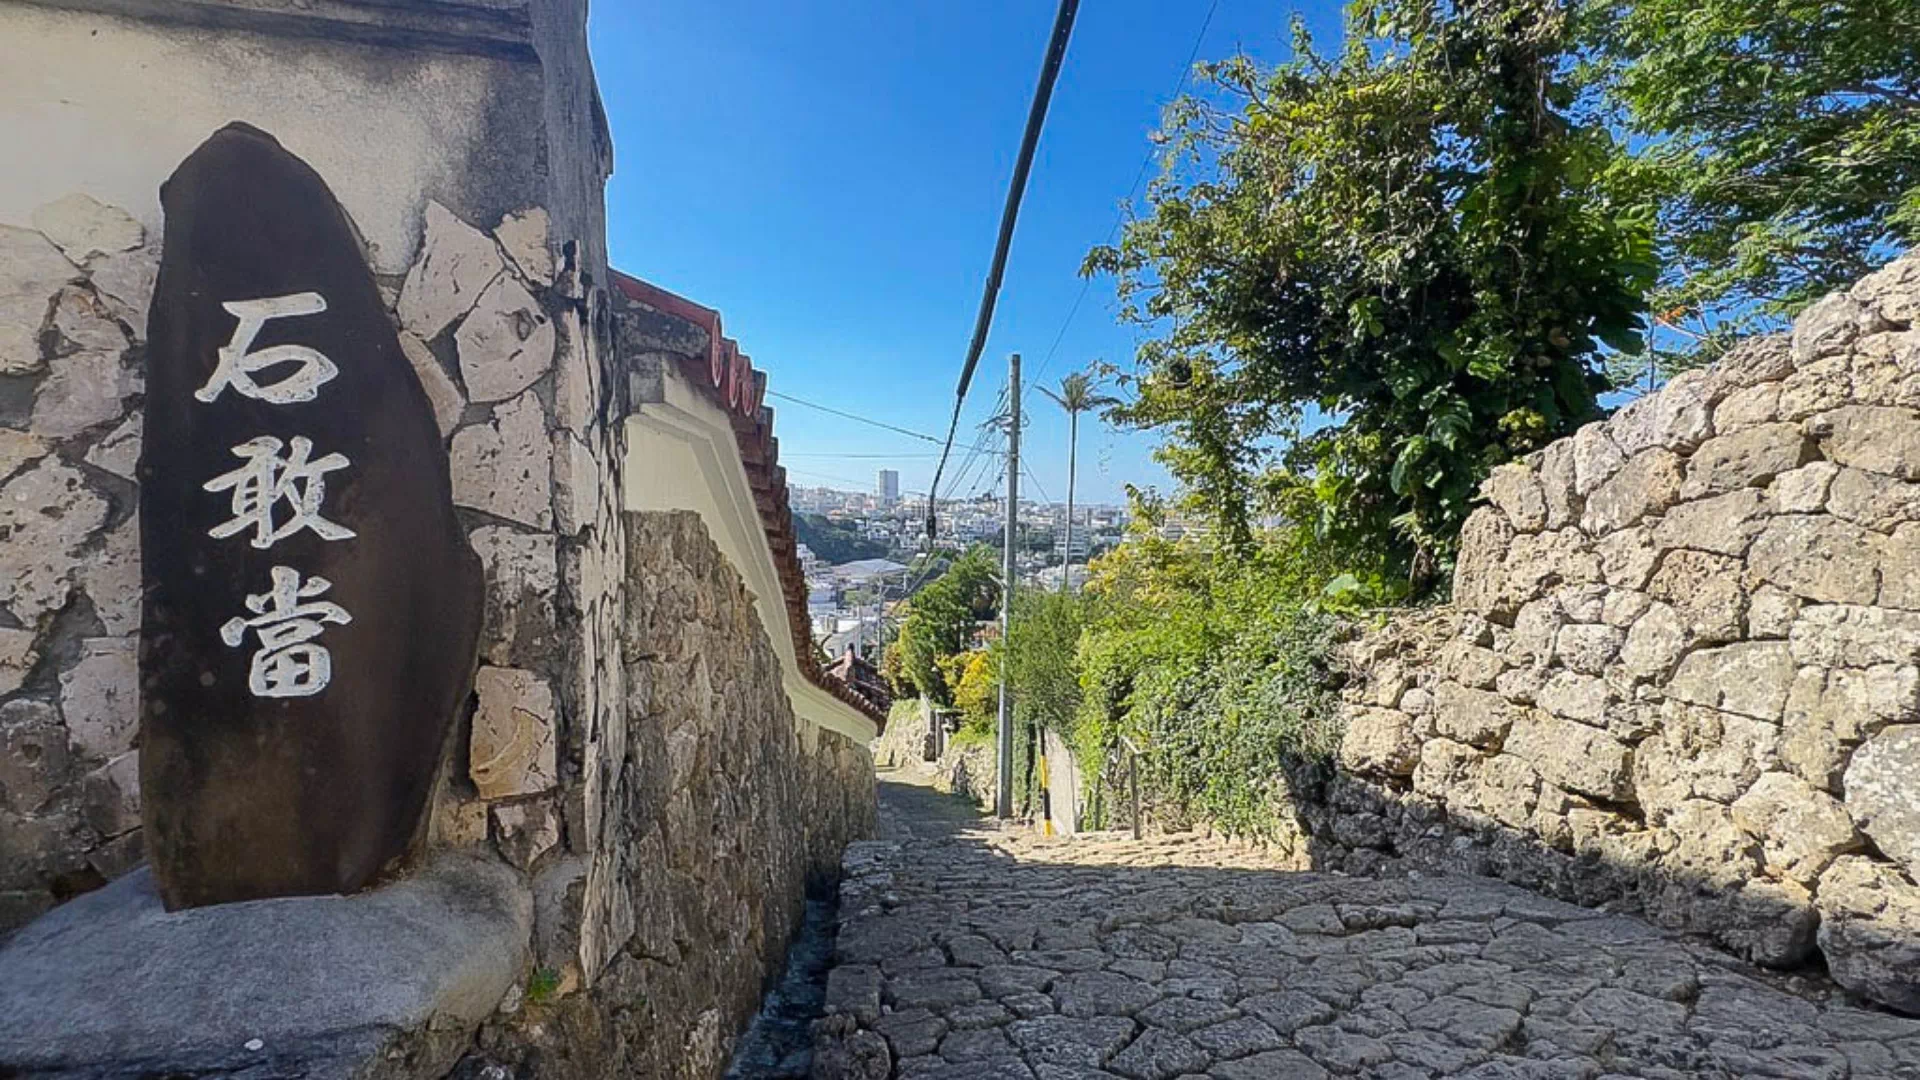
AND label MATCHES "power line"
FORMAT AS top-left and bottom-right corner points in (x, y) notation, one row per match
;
(783, 451), (942, 459)
(1021, 460), (1055, 508)
(927, 0), (1082, 541)
(1026, 0), (1222, 397)
(768, 389), (943, 445)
